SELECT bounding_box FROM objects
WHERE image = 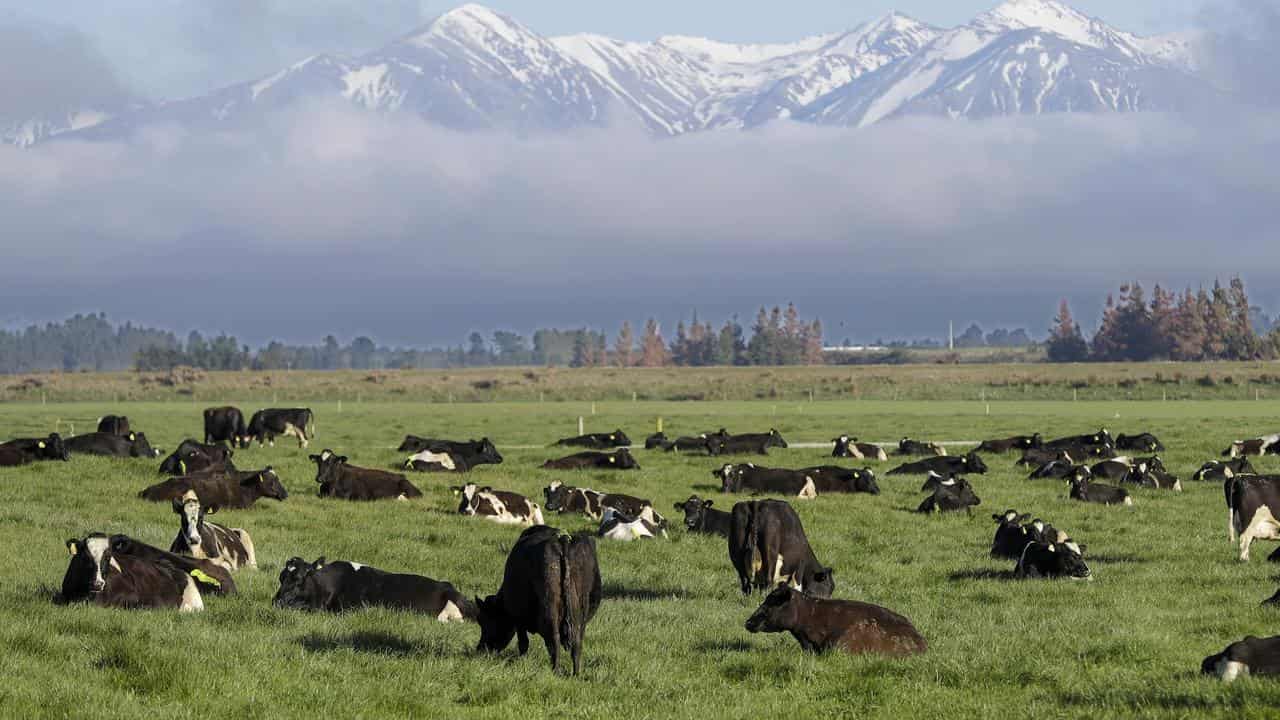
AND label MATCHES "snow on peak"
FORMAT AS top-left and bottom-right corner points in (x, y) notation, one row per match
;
(973, 0), (1106, 46)
(655, 34), (834, 67)
(412, 3), (535, 48)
